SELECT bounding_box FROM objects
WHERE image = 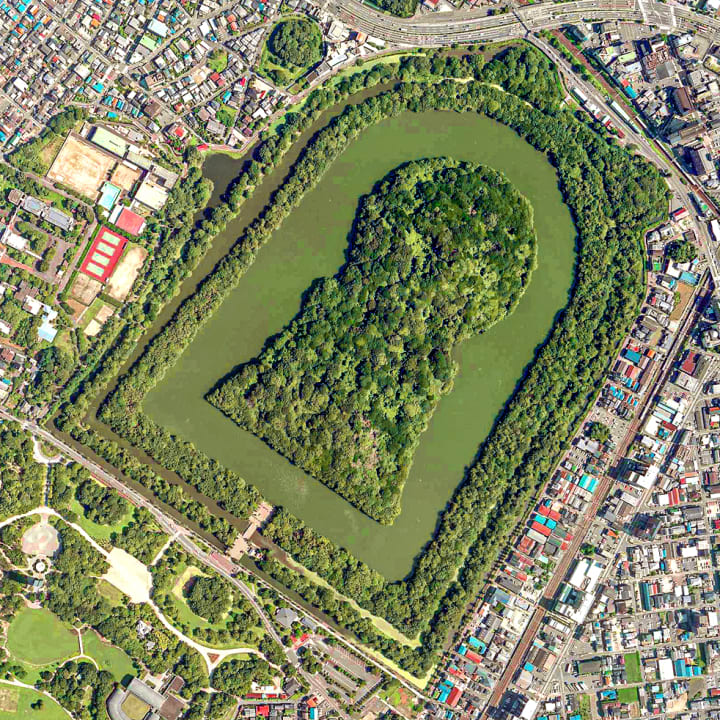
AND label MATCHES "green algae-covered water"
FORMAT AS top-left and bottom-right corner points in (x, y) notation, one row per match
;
(142, 109), (576, 580)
